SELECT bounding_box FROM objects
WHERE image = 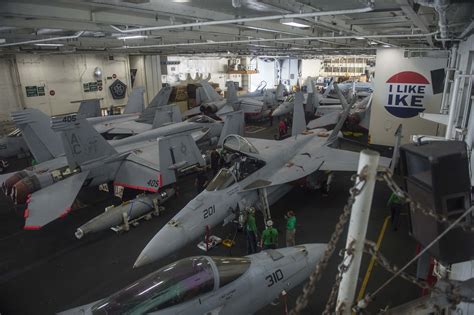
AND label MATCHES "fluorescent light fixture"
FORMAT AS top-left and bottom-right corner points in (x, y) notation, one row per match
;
(34, 43), (64, 47)
(369, 41), (378, 45)
(117, 35), (148, 40)
(382, 44), (391, 48)
(280, 18), (310, 28)
(355, 37), (365, 40)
